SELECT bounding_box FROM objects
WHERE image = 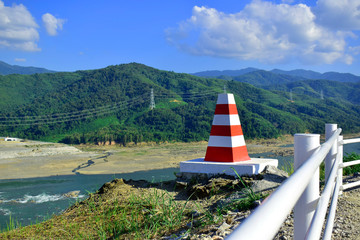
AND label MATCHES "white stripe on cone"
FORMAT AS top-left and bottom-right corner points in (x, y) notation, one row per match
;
(216, 93), (236, 105)
(212, 115), (241, 126)
(208, 135), (246, 148)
